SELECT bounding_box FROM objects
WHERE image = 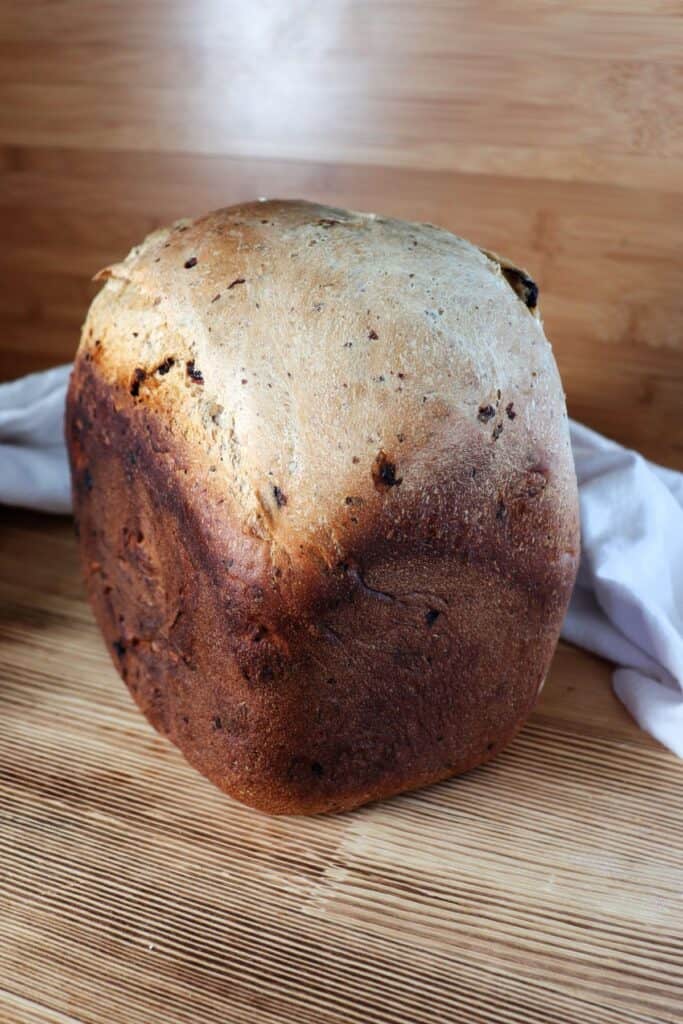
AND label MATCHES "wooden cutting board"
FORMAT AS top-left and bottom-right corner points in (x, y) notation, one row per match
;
(1, 1), (683, 1020)
(1, 510), (681, 1023)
